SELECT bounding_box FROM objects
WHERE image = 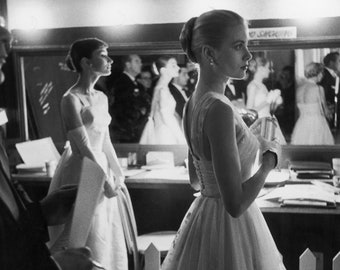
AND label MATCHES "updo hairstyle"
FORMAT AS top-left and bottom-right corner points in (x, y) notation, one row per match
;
(152, 55), (173, 75)
(304, 62), (324, 79)
(65, 38), (108, 72)
(179, 10), (245, 63)
(249, 55), (269, 72)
